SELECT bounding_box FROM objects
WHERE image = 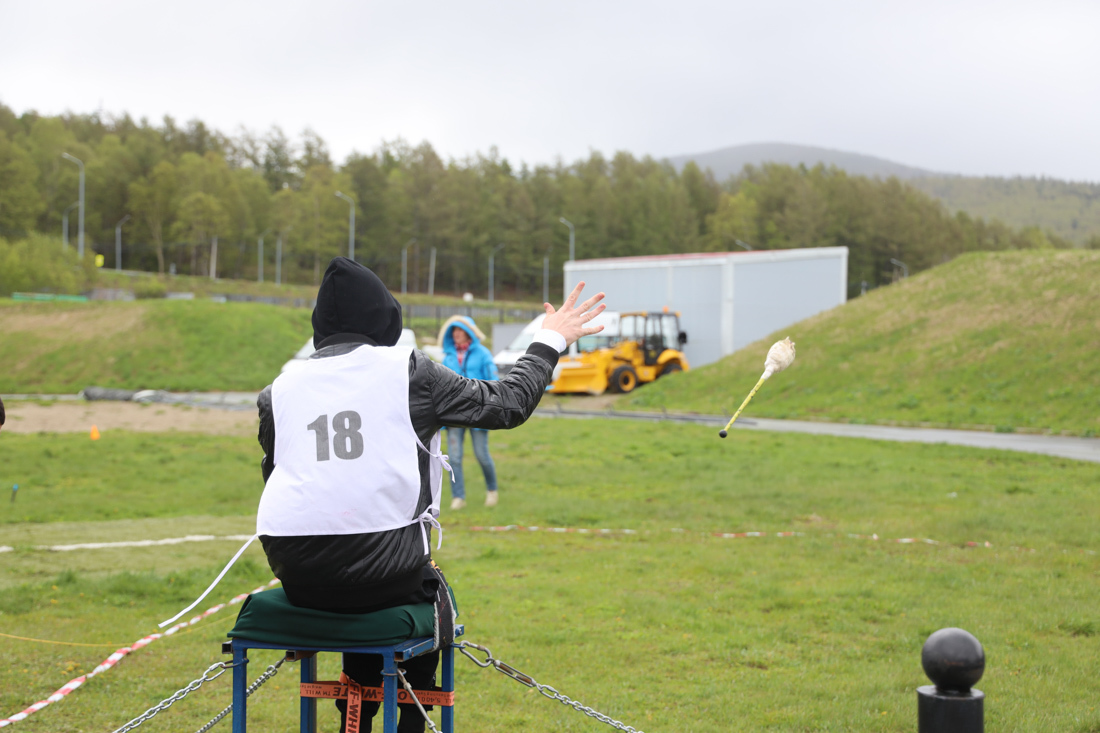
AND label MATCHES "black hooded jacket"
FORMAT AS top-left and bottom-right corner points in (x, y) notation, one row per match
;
(257, 258), (559, 612)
